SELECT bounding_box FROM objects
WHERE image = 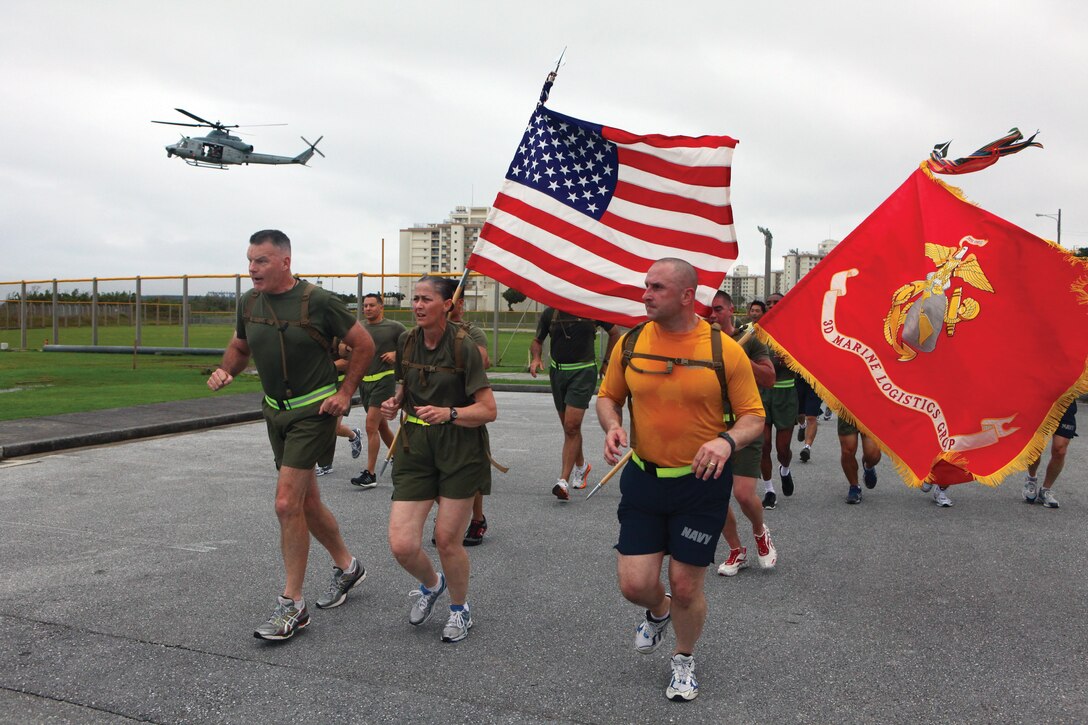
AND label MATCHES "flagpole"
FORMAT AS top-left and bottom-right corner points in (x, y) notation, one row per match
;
(538, 47), (565, 108)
